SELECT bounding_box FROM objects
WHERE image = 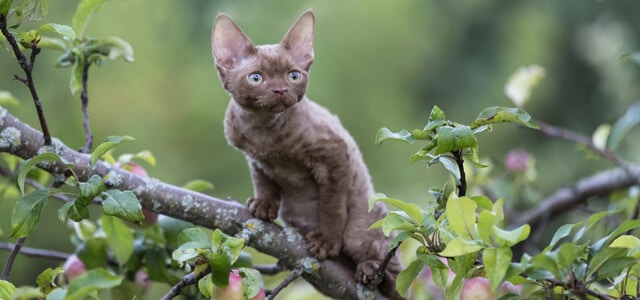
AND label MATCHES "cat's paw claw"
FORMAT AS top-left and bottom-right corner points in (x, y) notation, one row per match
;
(355, 260), (381, 284)
(306, 231), (341, 260)
(247, 197), (279, 221)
